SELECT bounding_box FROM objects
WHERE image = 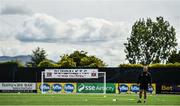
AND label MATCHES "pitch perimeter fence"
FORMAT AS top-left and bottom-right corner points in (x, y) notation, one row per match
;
(0, 64), (179, 94)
